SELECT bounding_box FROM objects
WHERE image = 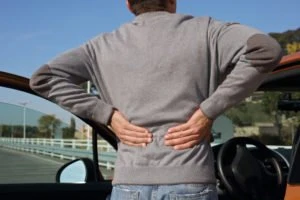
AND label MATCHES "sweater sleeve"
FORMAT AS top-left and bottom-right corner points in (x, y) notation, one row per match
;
(29, 42), (114, 125)
(200, 19), (283, 119)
